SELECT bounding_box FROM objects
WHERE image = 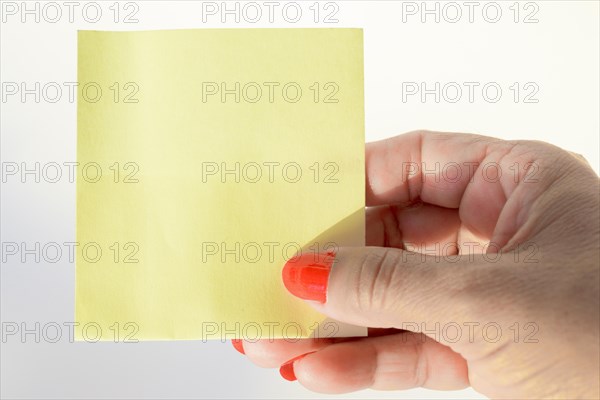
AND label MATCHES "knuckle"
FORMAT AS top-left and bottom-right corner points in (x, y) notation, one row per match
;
(355, 248), (403, 315)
